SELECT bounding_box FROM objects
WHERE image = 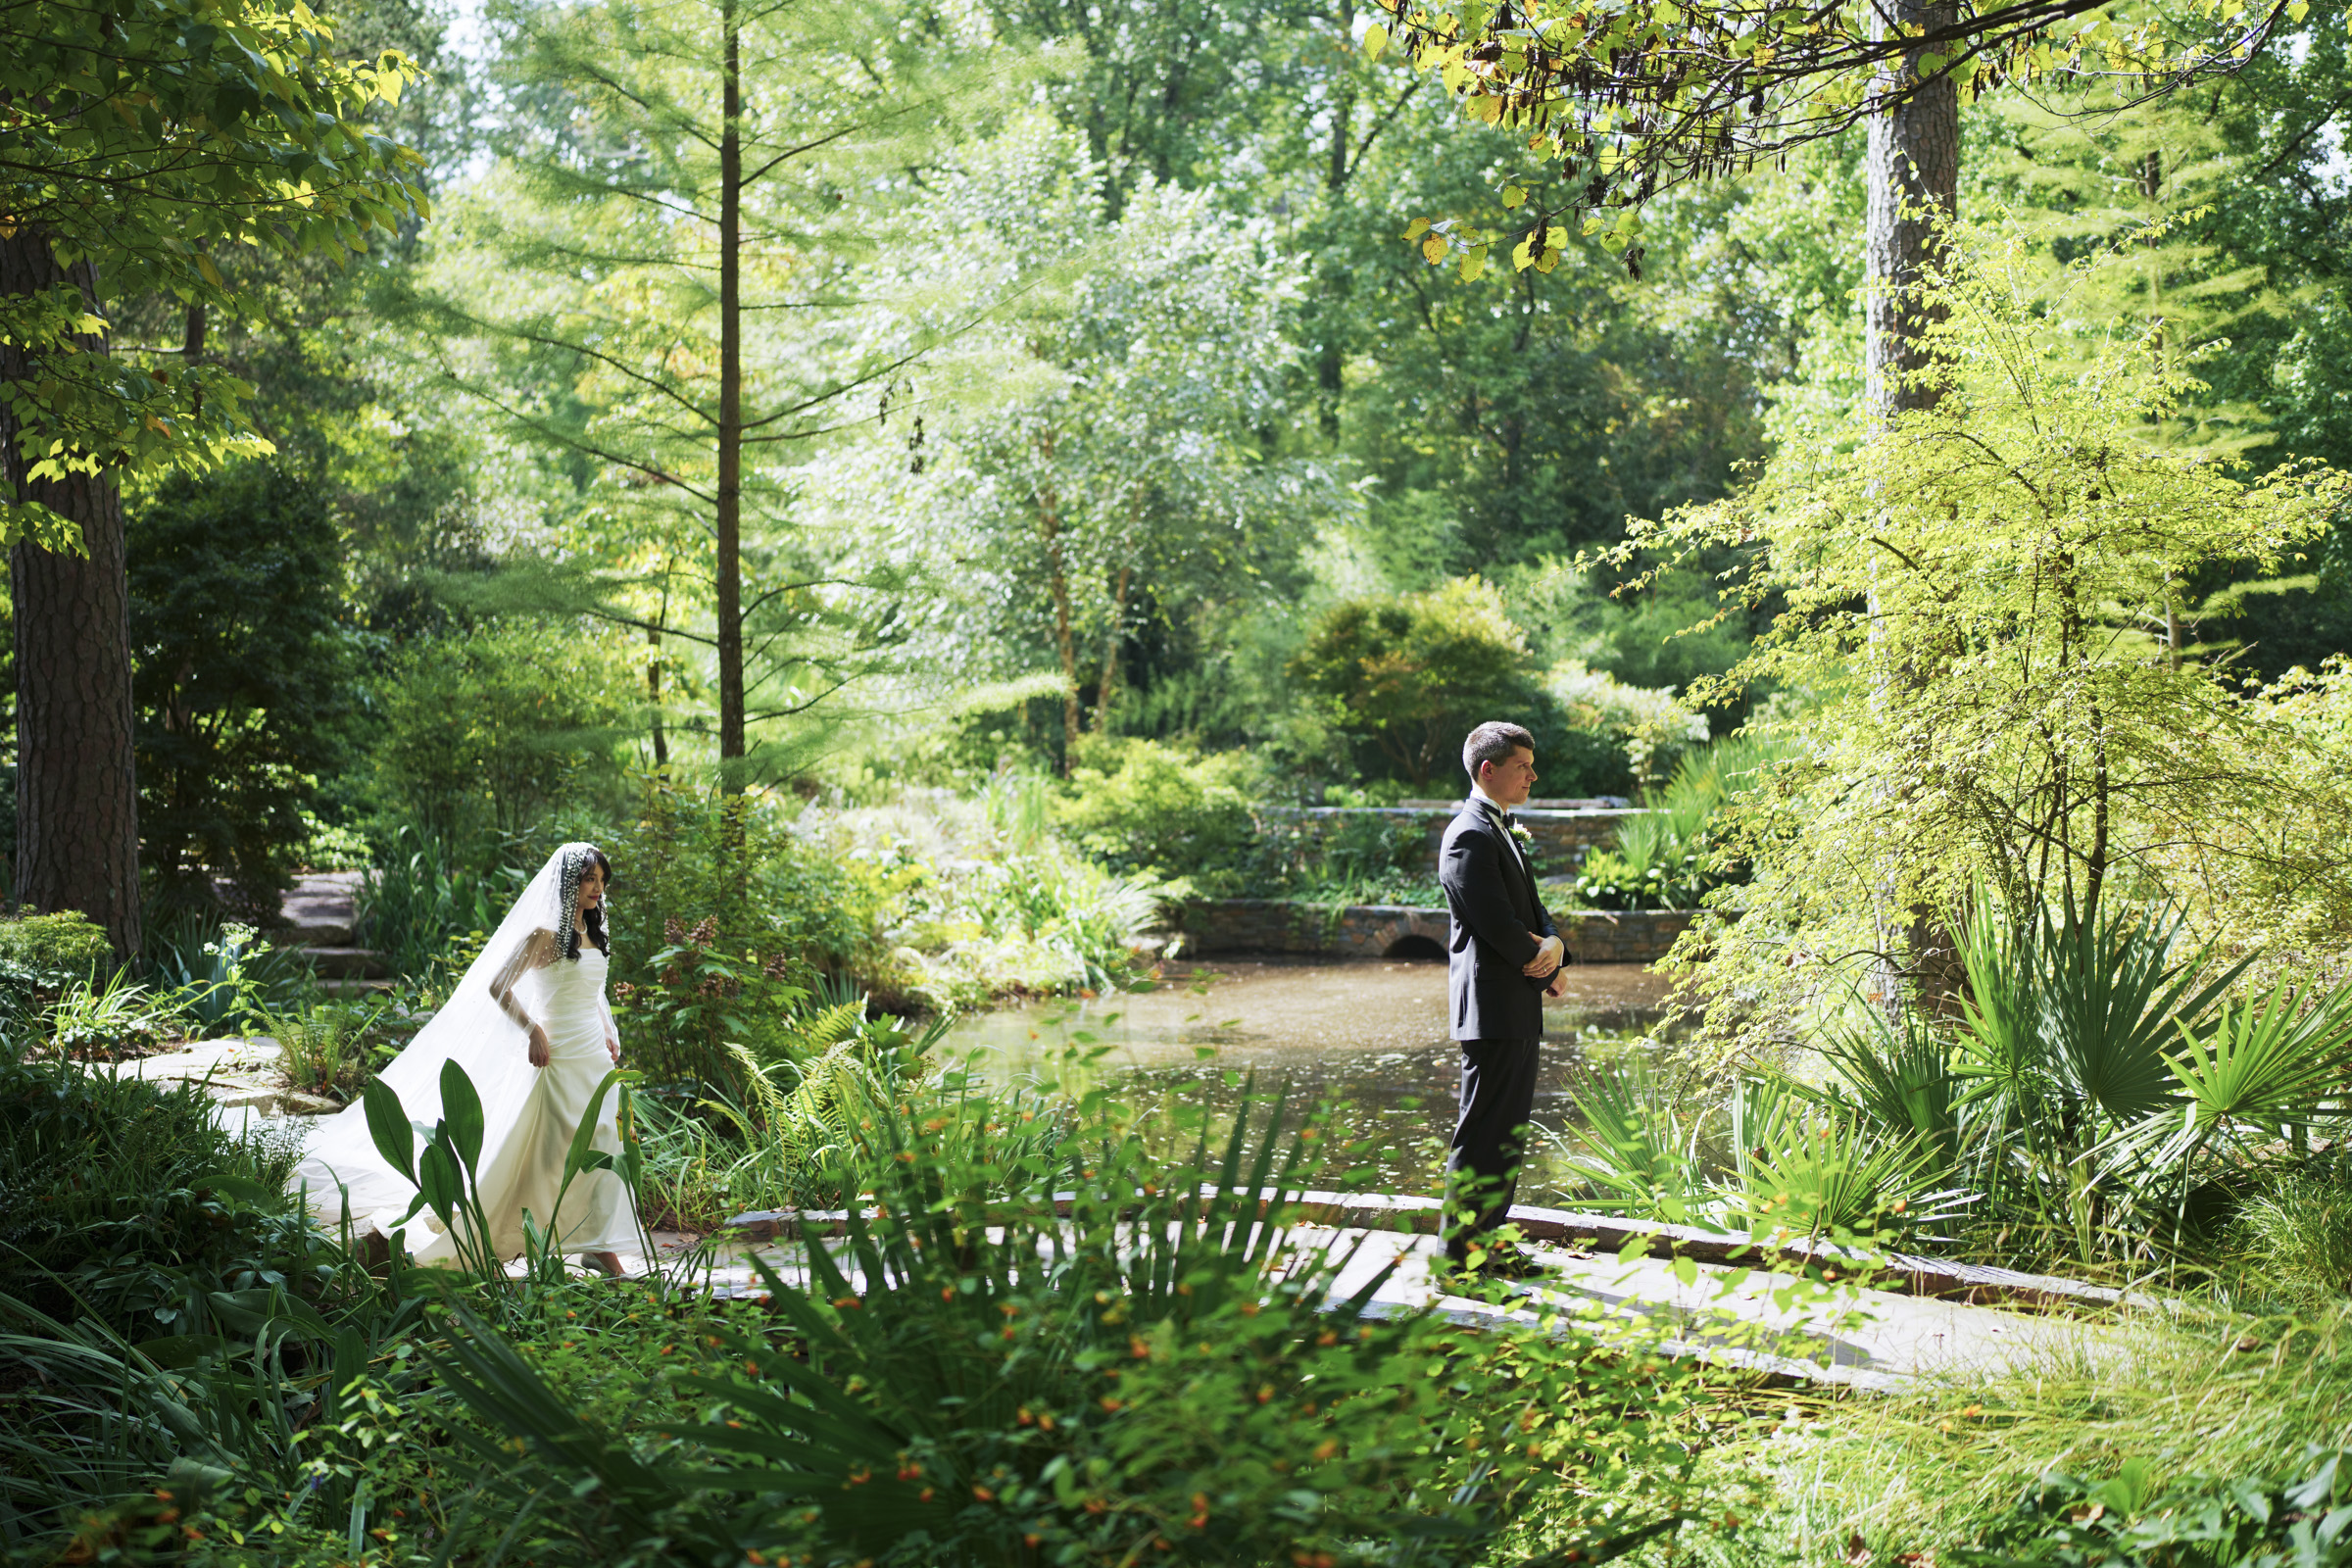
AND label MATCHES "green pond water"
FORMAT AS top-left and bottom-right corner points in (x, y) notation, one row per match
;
(936, 956), (1677, 1204)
